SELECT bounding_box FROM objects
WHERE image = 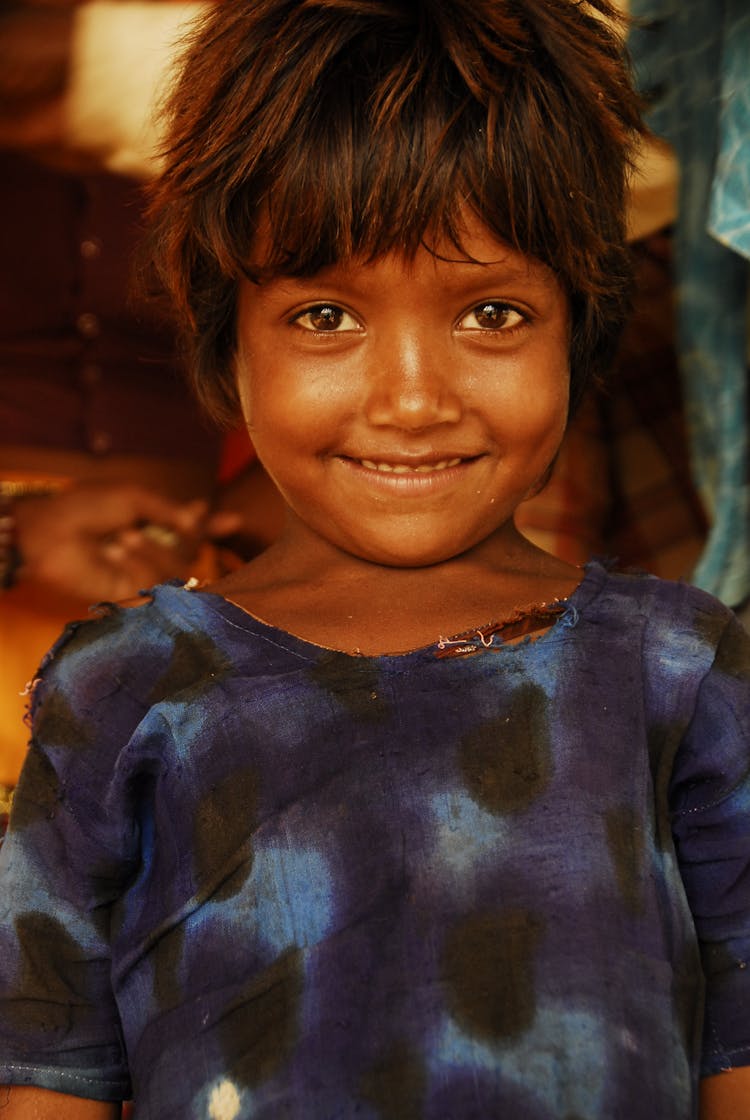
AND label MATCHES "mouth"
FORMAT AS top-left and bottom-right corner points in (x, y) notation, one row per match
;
(357, 457), (464, 475)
